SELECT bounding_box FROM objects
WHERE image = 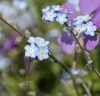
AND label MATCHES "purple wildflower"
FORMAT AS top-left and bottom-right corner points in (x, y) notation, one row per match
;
(4, 37), (16, 51)
(57, 0), (100, 54)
